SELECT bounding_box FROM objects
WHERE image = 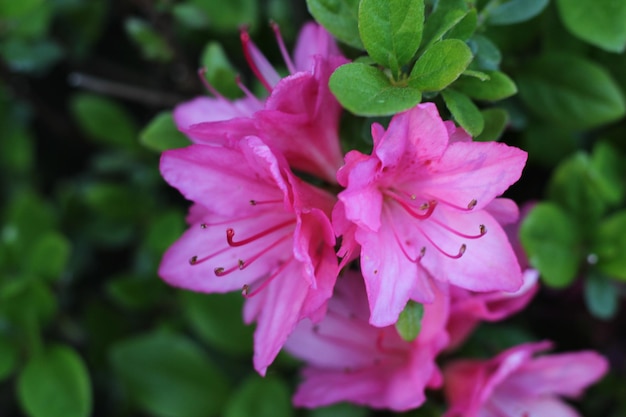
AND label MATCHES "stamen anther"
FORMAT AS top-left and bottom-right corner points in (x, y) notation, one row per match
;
(200, 223), (208, 229)
(242, 284), (250, 296)
(189, 256), (198, 265)
(238, 259), (245, 269)
(468, 199), (478, 210)
(479, 224), (487, 235)
(214, 267), (225, 275)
